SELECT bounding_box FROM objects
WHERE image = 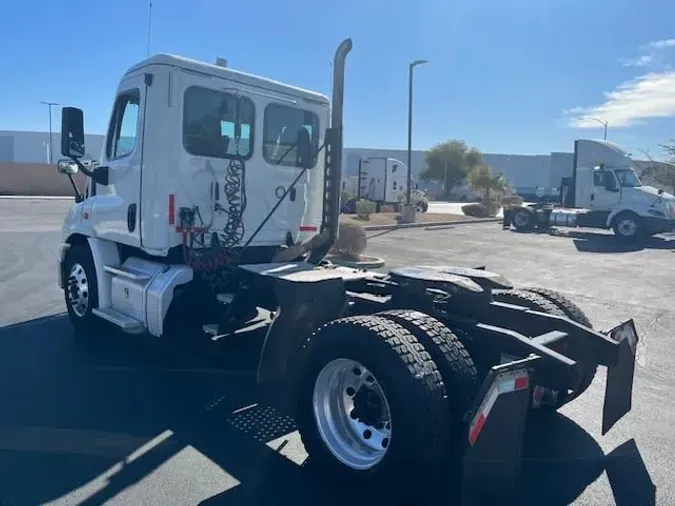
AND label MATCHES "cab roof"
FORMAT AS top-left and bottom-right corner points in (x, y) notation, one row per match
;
(125, 53), (330, 105)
